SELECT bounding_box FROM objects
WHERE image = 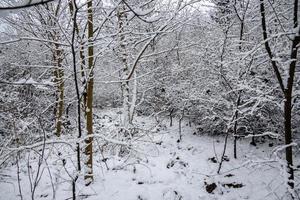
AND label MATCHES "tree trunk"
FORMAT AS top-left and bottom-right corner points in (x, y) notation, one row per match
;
(129, 71), (137, 124)
(283, 29), (299, 189)
(121, 79), (130, 128)
(46, 3), (64, 137)
(169, 108), (174, 127)
(118, 3), (131, 129)
(178, 109), (184, 142)
(259, 0), (299, 191)
(84, 0), (94, 185)
(68, 0), (87, 107)
(53, 44), (64, 137)
(233, 94), (241, 159)
(284, 92), (294, 189)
